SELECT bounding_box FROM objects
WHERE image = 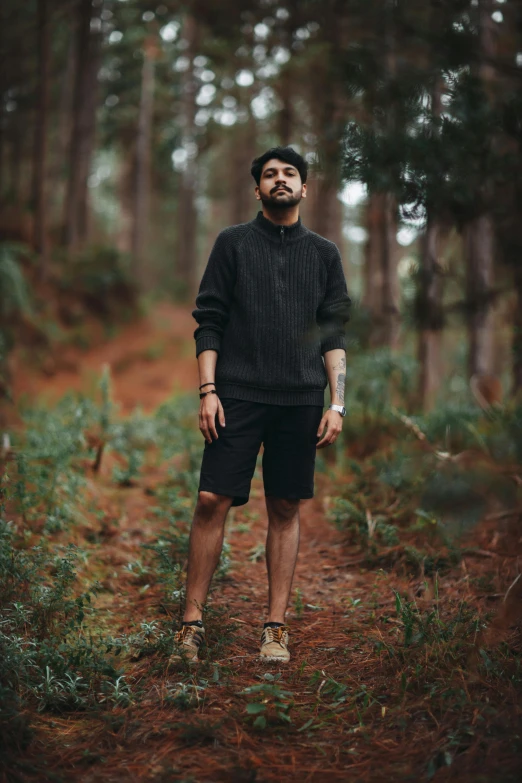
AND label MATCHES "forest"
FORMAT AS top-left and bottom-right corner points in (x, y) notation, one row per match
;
(1, 0), (522, 781)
